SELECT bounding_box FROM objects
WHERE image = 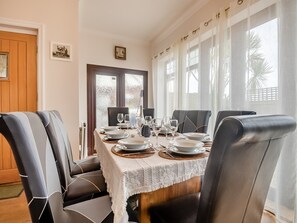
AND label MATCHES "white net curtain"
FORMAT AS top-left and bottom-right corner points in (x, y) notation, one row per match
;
(152, 0), (297, 221)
